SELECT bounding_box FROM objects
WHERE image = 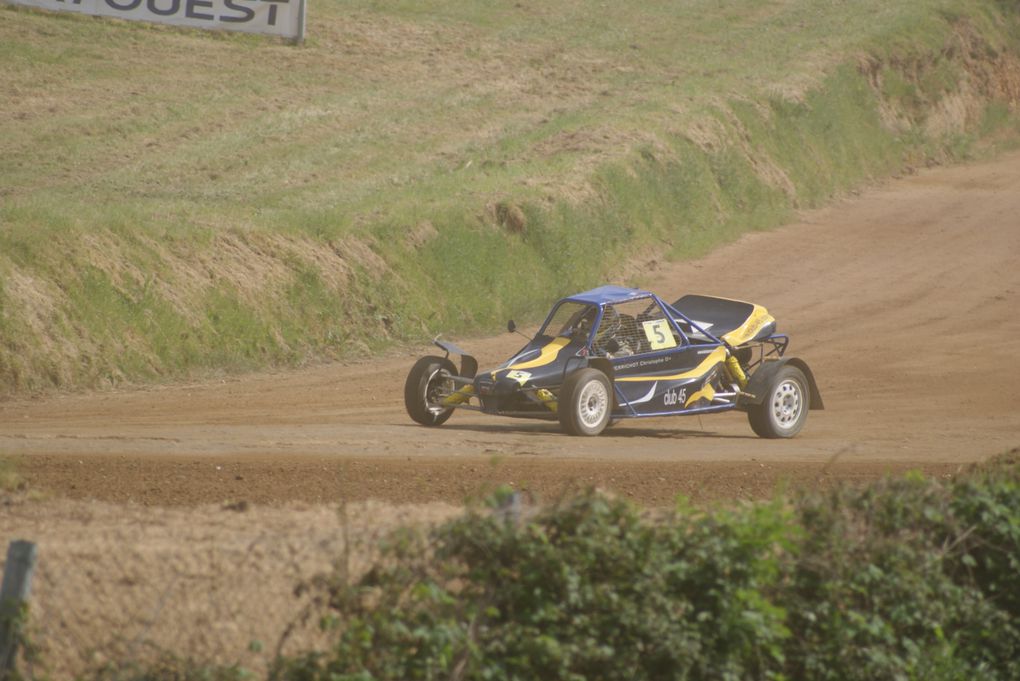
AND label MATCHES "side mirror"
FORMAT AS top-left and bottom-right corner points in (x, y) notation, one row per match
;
(507, 320), (517, 333)
(605, 338), (621, 354)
